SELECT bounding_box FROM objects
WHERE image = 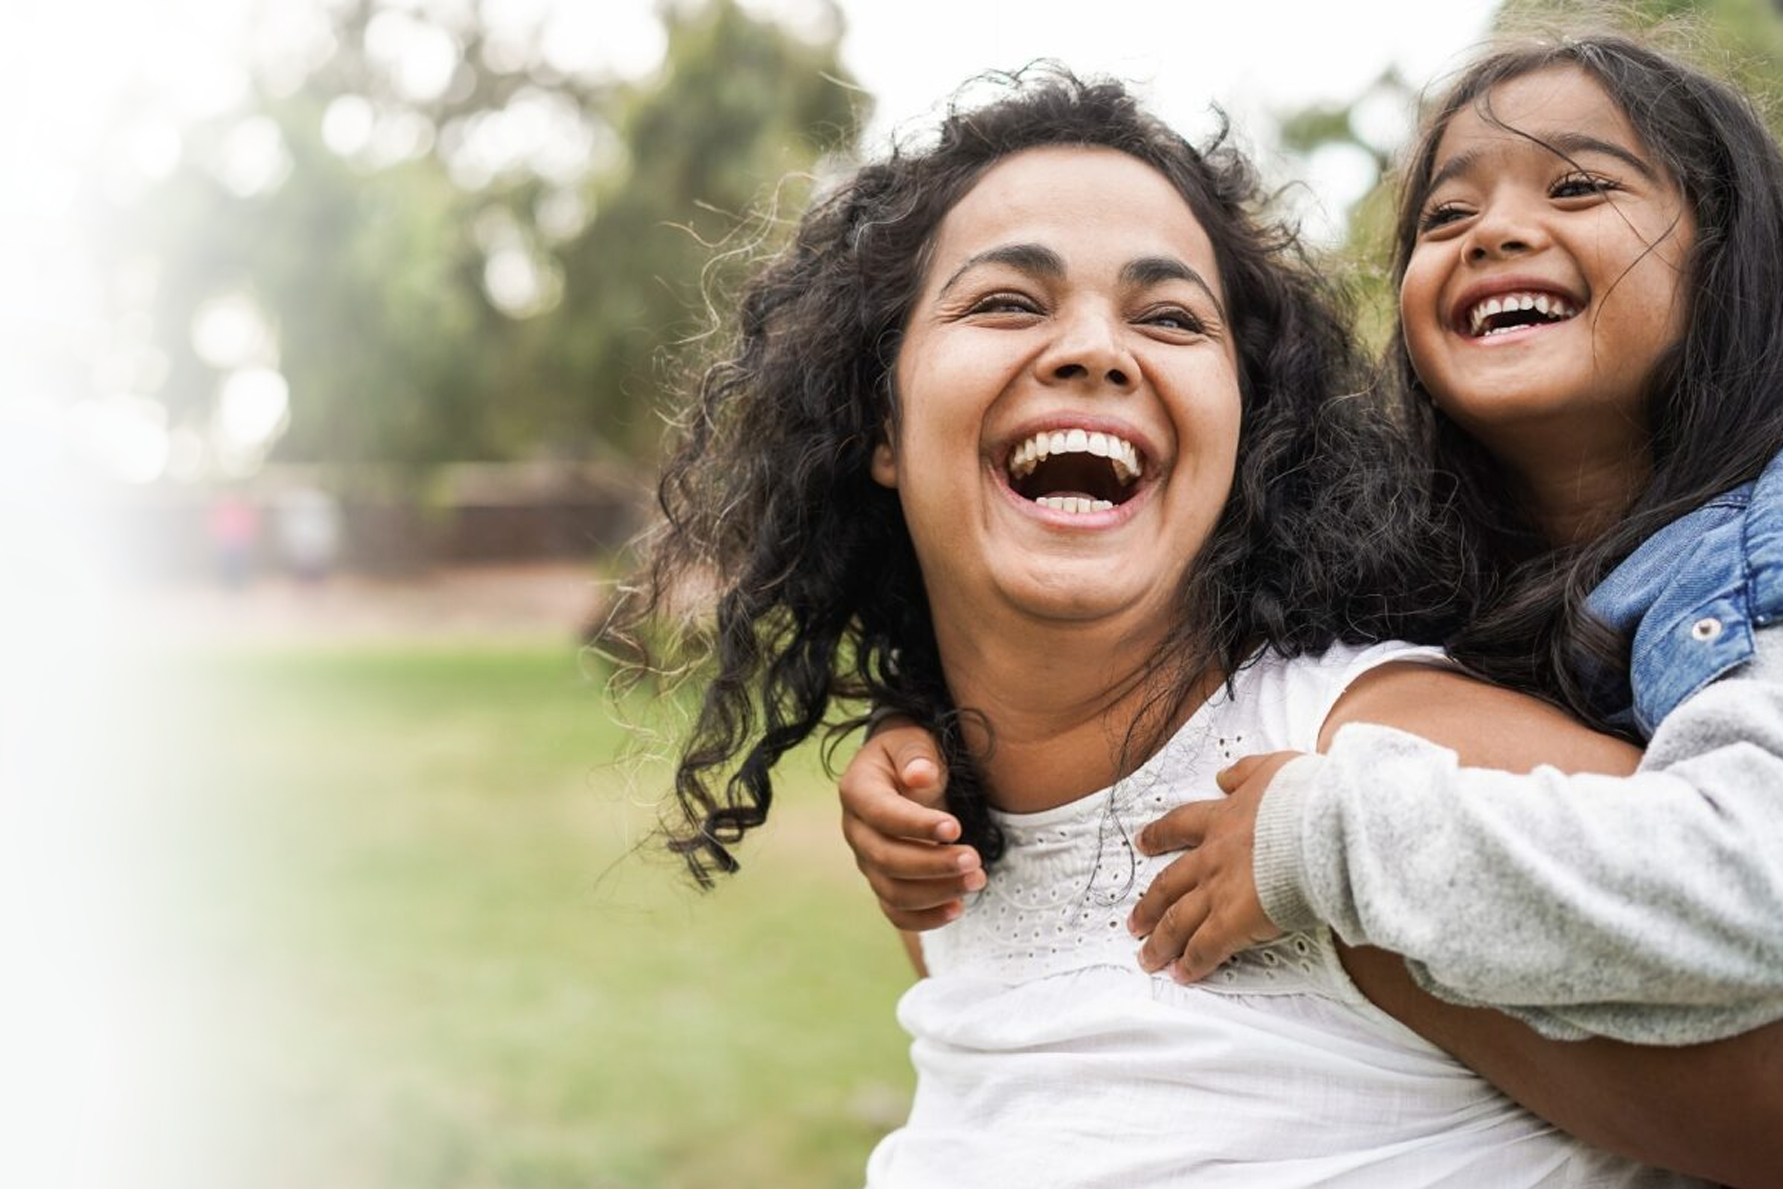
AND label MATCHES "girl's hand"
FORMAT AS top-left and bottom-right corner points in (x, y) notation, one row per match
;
(1127, 751), (1301, 981)
(839, 721), (984, 931)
